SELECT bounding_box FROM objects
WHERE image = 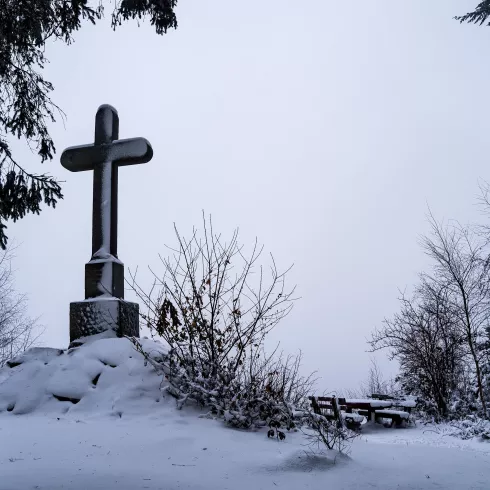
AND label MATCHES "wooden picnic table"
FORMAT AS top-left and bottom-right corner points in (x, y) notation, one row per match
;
(340, 398), (413, 426)
(308, 395), (415, 429)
